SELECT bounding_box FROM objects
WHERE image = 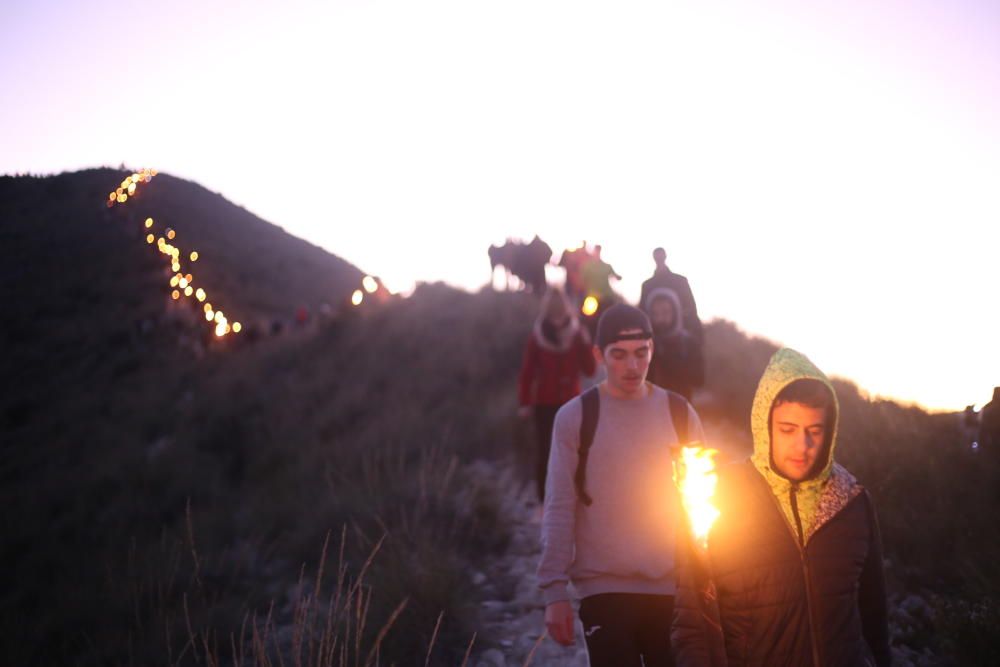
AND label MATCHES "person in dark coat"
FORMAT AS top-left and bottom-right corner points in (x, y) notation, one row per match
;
(672, 348), (890, 667)
(518, 287), (596, 502)
(640, 247), (703, 343)
(645, 287), (704, 401)
(979, 387), (1000, 449)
